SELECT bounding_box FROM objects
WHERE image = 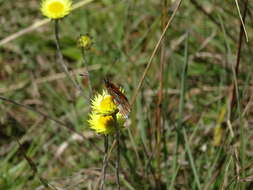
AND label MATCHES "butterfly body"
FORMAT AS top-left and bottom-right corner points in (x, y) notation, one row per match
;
(104, 79), (131, 118)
